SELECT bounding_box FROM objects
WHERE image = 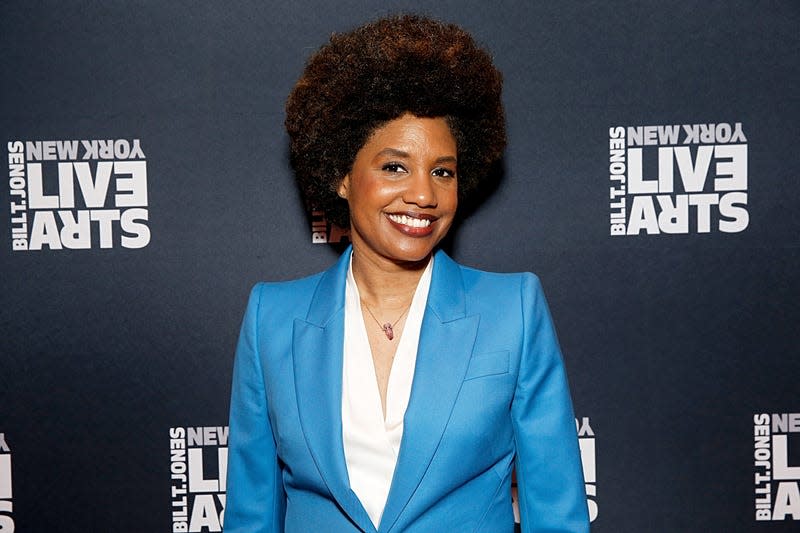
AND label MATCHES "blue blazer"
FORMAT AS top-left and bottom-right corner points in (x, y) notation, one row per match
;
(225, 248), (589, 532)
